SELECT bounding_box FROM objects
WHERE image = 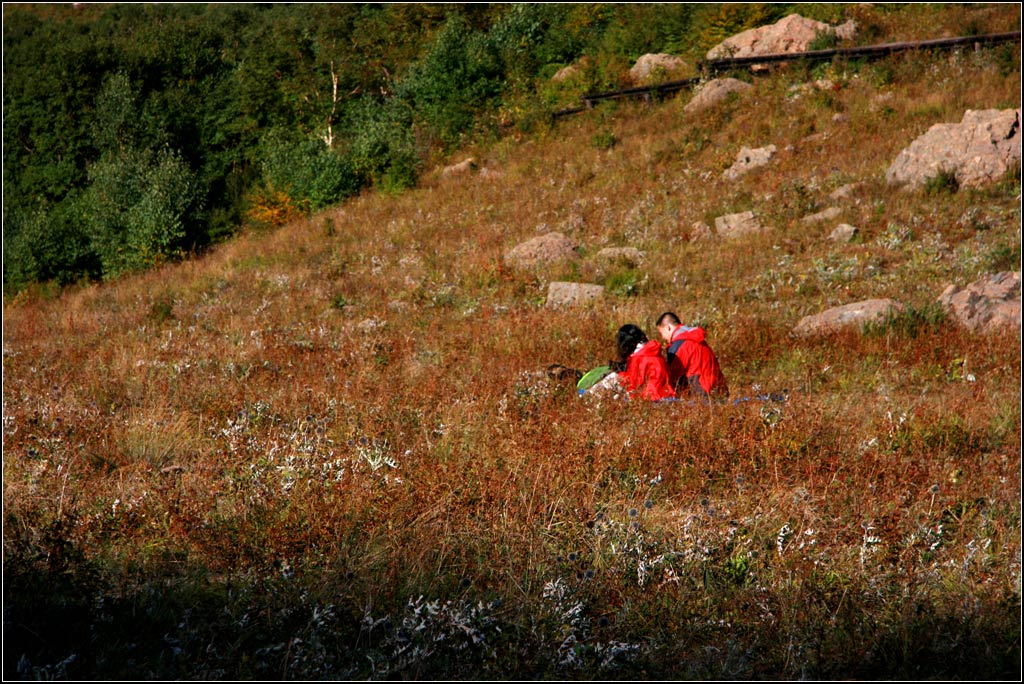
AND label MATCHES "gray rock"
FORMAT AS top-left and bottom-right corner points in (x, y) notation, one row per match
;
(886, 109), (1022, 190)
(714, 211), (768, 239)
(504, 232), (577, 269)
(441, 157), (477, 176)
(690, 221), (714, 241)
(595, 247), (644, 267)
(552, 62), (582, 83)
(792, 298), (904, 336)
(801, 206), (842, 223)
(707, 14), (856, 60)
(684, 78), (752, 114)
(629, 53), (688, 83)
(546, 282), (605, 308)
(723, 145), (777, 179)
(828, 223), (859, 242)
(937, 271), (1021, 332)
(829, 183), (861, 201)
